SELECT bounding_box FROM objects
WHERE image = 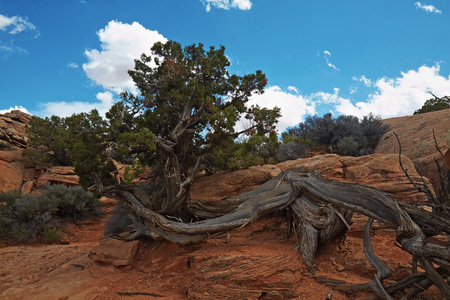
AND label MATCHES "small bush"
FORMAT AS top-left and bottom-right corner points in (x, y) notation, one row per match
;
(43, 184), (104, 221)
(0, 141), (11, 150)
(337, 136), (360, 156)
(284, 113), (389, 157)
(276, 142), (310, 162)
(43, 227), (63, 243)
(104, 201), (135, 236)
(0, 185), (103, 243)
